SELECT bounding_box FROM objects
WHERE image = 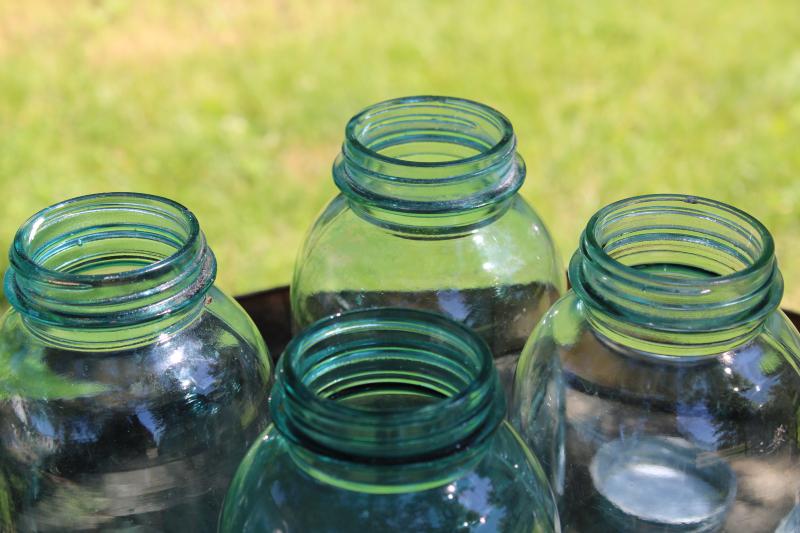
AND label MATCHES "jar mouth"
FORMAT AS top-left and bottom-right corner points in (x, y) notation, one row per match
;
(335, 96), (524, 220)
(273, 308), (505, 463)
(345, 95), (515, 174)
(583, 194), (775, 287)
(570, 194), (783, 344)
(5, 192), (216, 330)
(10, 192), (201, 284)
